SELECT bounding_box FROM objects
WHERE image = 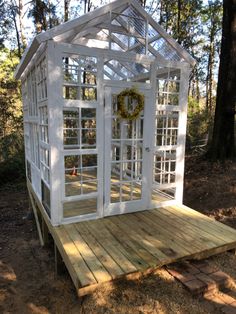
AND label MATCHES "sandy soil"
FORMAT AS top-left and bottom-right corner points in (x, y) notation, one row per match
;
(0, 157), (236, 314)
